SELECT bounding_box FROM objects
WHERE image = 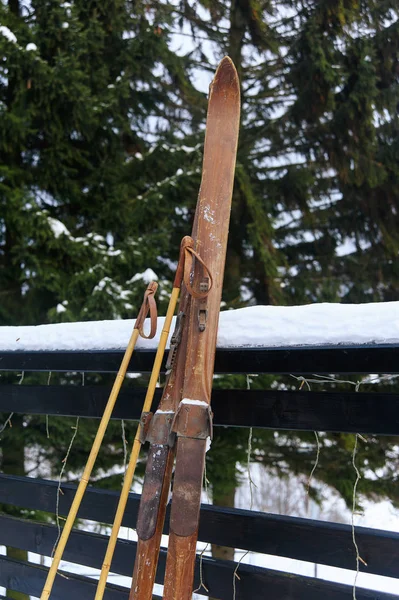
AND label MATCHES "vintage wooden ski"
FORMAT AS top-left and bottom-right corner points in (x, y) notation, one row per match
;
(128, 288), (192, 600)
(162, 55), (240, 600)
(128, 56), (240, 600)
